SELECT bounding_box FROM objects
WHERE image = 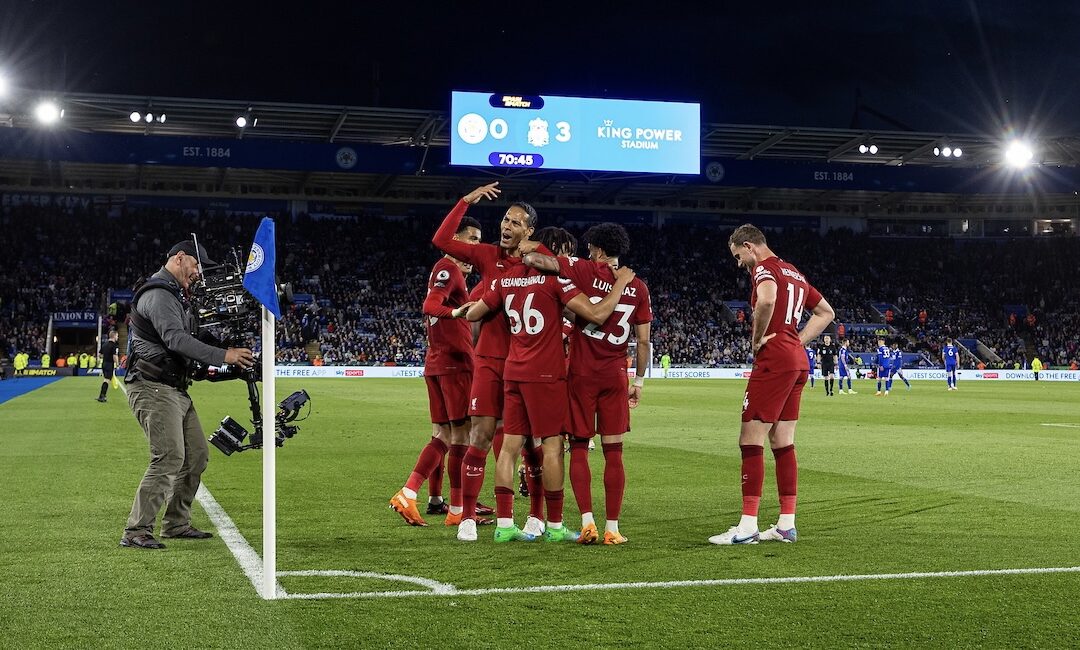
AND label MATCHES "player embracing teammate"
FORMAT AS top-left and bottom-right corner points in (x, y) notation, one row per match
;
(467, 227), (635, 542)
(521, 223), (652, 545)
(710, 224), (834, 545)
